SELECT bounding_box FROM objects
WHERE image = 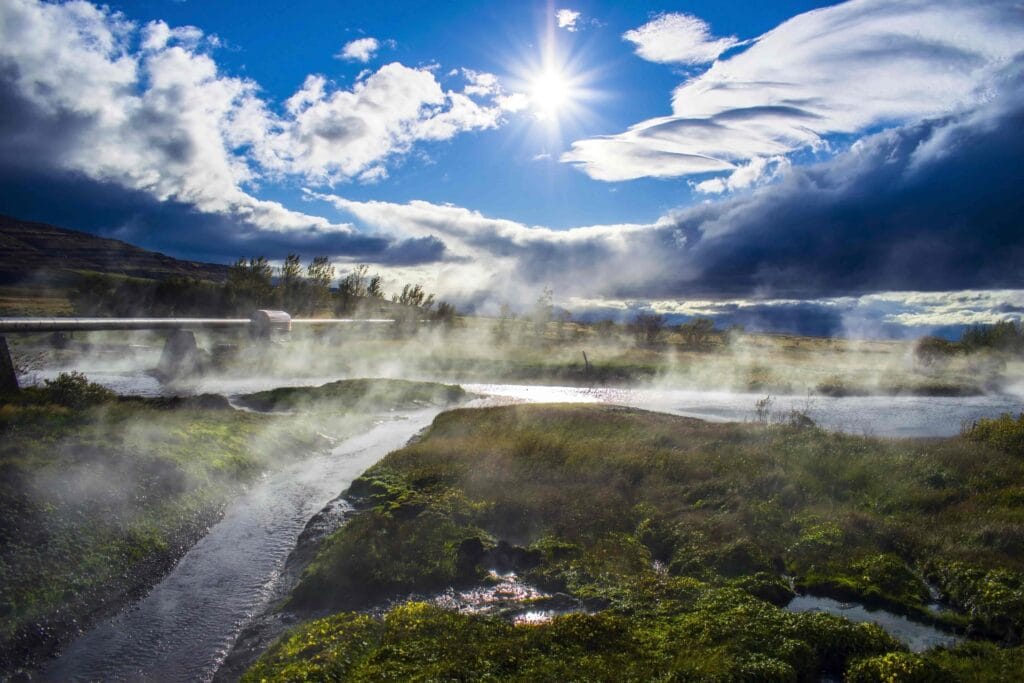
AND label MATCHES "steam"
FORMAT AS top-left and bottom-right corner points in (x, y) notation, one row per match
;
(9, 317), (1022, 440)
